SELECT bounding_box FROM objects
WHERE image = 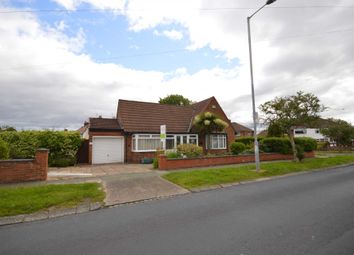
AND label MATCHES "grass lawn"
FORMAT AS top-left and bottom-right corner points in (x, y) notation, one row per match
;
(163, 154), (354, 190)
(0, 183), (105, 217)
